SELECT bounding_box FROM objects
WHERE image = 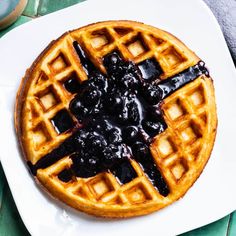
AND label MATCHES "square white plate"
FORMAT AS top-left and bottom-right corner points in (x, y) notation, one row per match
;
(0, 0), (236, 235)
